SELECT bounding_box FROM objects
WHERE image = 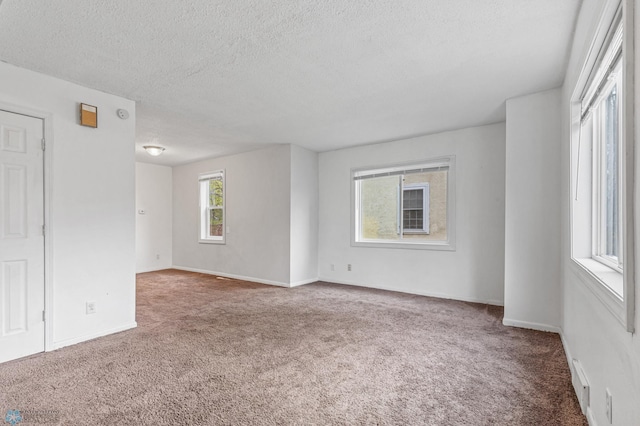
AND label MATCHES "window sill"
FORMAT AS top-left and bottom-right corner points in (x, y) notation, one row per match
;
(574, 258), (623, 297)
(570, 257), (625, 326)
(352, 239), (455, 251)
(199, 239), (225, 245)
